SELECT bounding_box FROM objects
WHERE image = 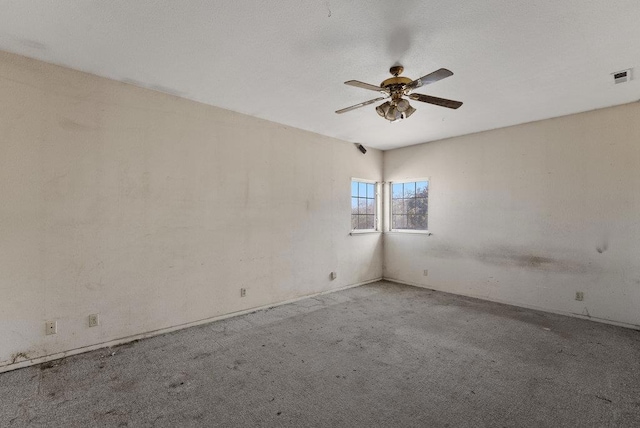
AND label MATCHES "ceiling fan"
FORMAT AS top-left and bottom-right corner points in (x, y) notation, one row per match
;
(335, 65), (462, 122)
